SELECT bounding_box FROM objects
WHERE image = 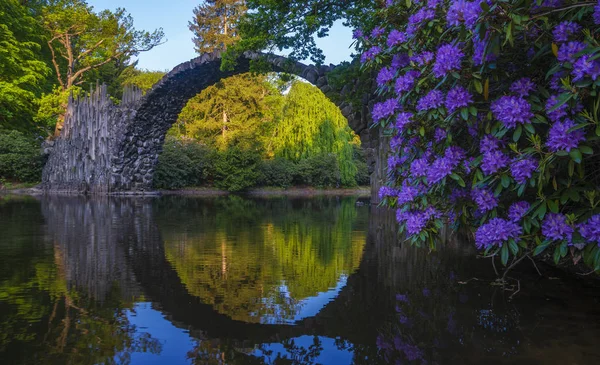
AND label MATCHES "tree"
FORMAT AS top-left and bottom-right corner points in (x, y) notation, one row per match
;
(272, 81), (358, 186)
(189, 0), (247, 54)
(176, 73), (283, 151)
(119, 67), (165, 94)
(0, 0), (50, 130)
(41, 0), (164, 134)
(223, 0), (378, 67)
